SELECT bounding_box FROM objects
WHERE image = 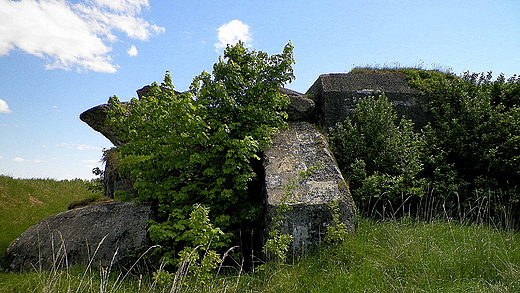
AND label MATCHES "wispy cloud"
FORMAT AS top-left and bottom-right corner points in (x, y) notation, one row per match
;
(82, 158), (102, 170)
(215, 20), (252, 51)
(0, 99), (12, 113)
(56, 143), (102, 150)
(91, 0), (148, 14)
(0, 0), (164, 73)
(12, 157), (45, 163)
